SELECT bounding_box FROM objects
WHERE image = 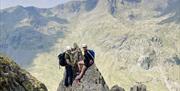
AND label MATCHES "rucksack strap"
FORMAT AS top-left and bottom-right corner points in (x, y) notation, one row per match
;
(87, 50), (94, 59)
